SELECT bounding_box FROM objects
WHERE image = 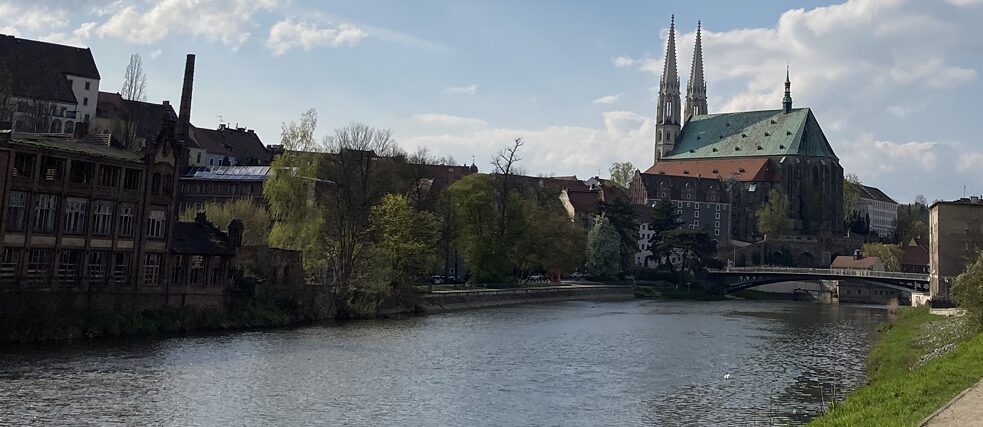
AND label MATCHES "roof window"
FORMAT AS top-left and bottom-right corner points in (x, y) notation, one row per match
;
(757, 146), (763, 150)
(734, 147), (741, 151)
(764, 132), (770, 136)
(712, 148), (718, 152)
(787, 130), (792, 135)
(770, 119), (777, 124)
(712, 169), (719, 174)
(741, 133), (747, 138)
(779, 145), (786, 149)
